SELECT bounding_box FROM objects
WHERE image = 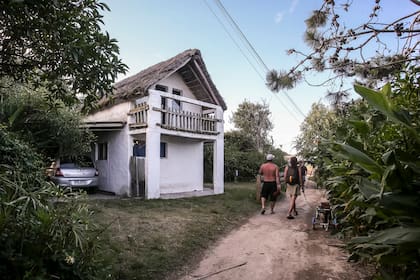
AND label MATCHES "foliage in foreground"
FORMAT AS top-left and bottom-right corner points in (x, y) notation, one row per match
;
(0, 121), (106, 279)
(297, 66), (420, 279)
